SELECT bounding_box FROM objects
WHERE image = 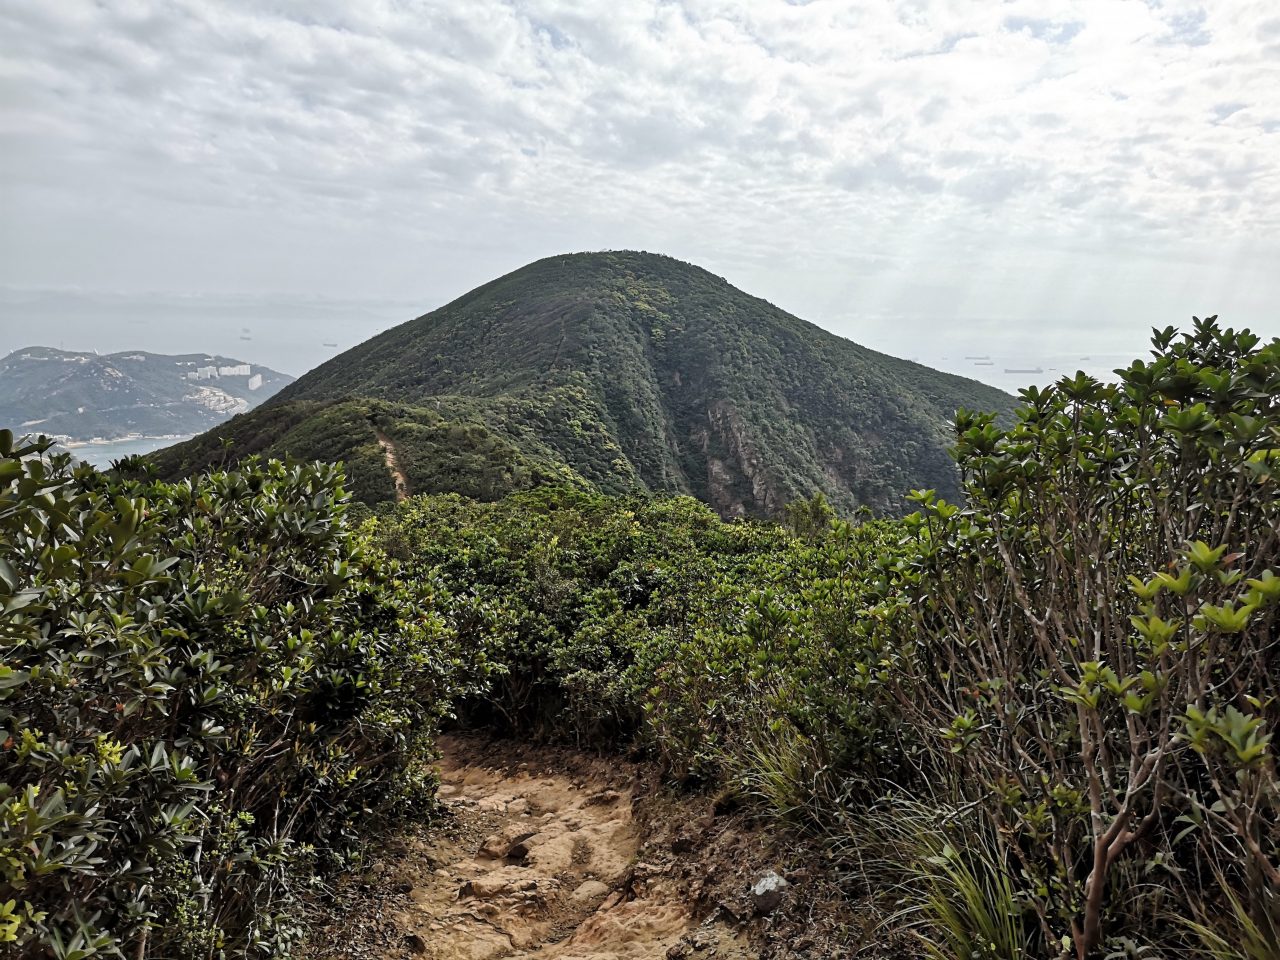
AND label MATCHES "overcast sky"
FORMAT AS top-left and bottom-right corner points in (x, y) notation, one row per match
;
(2, 0), (1277, 385)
